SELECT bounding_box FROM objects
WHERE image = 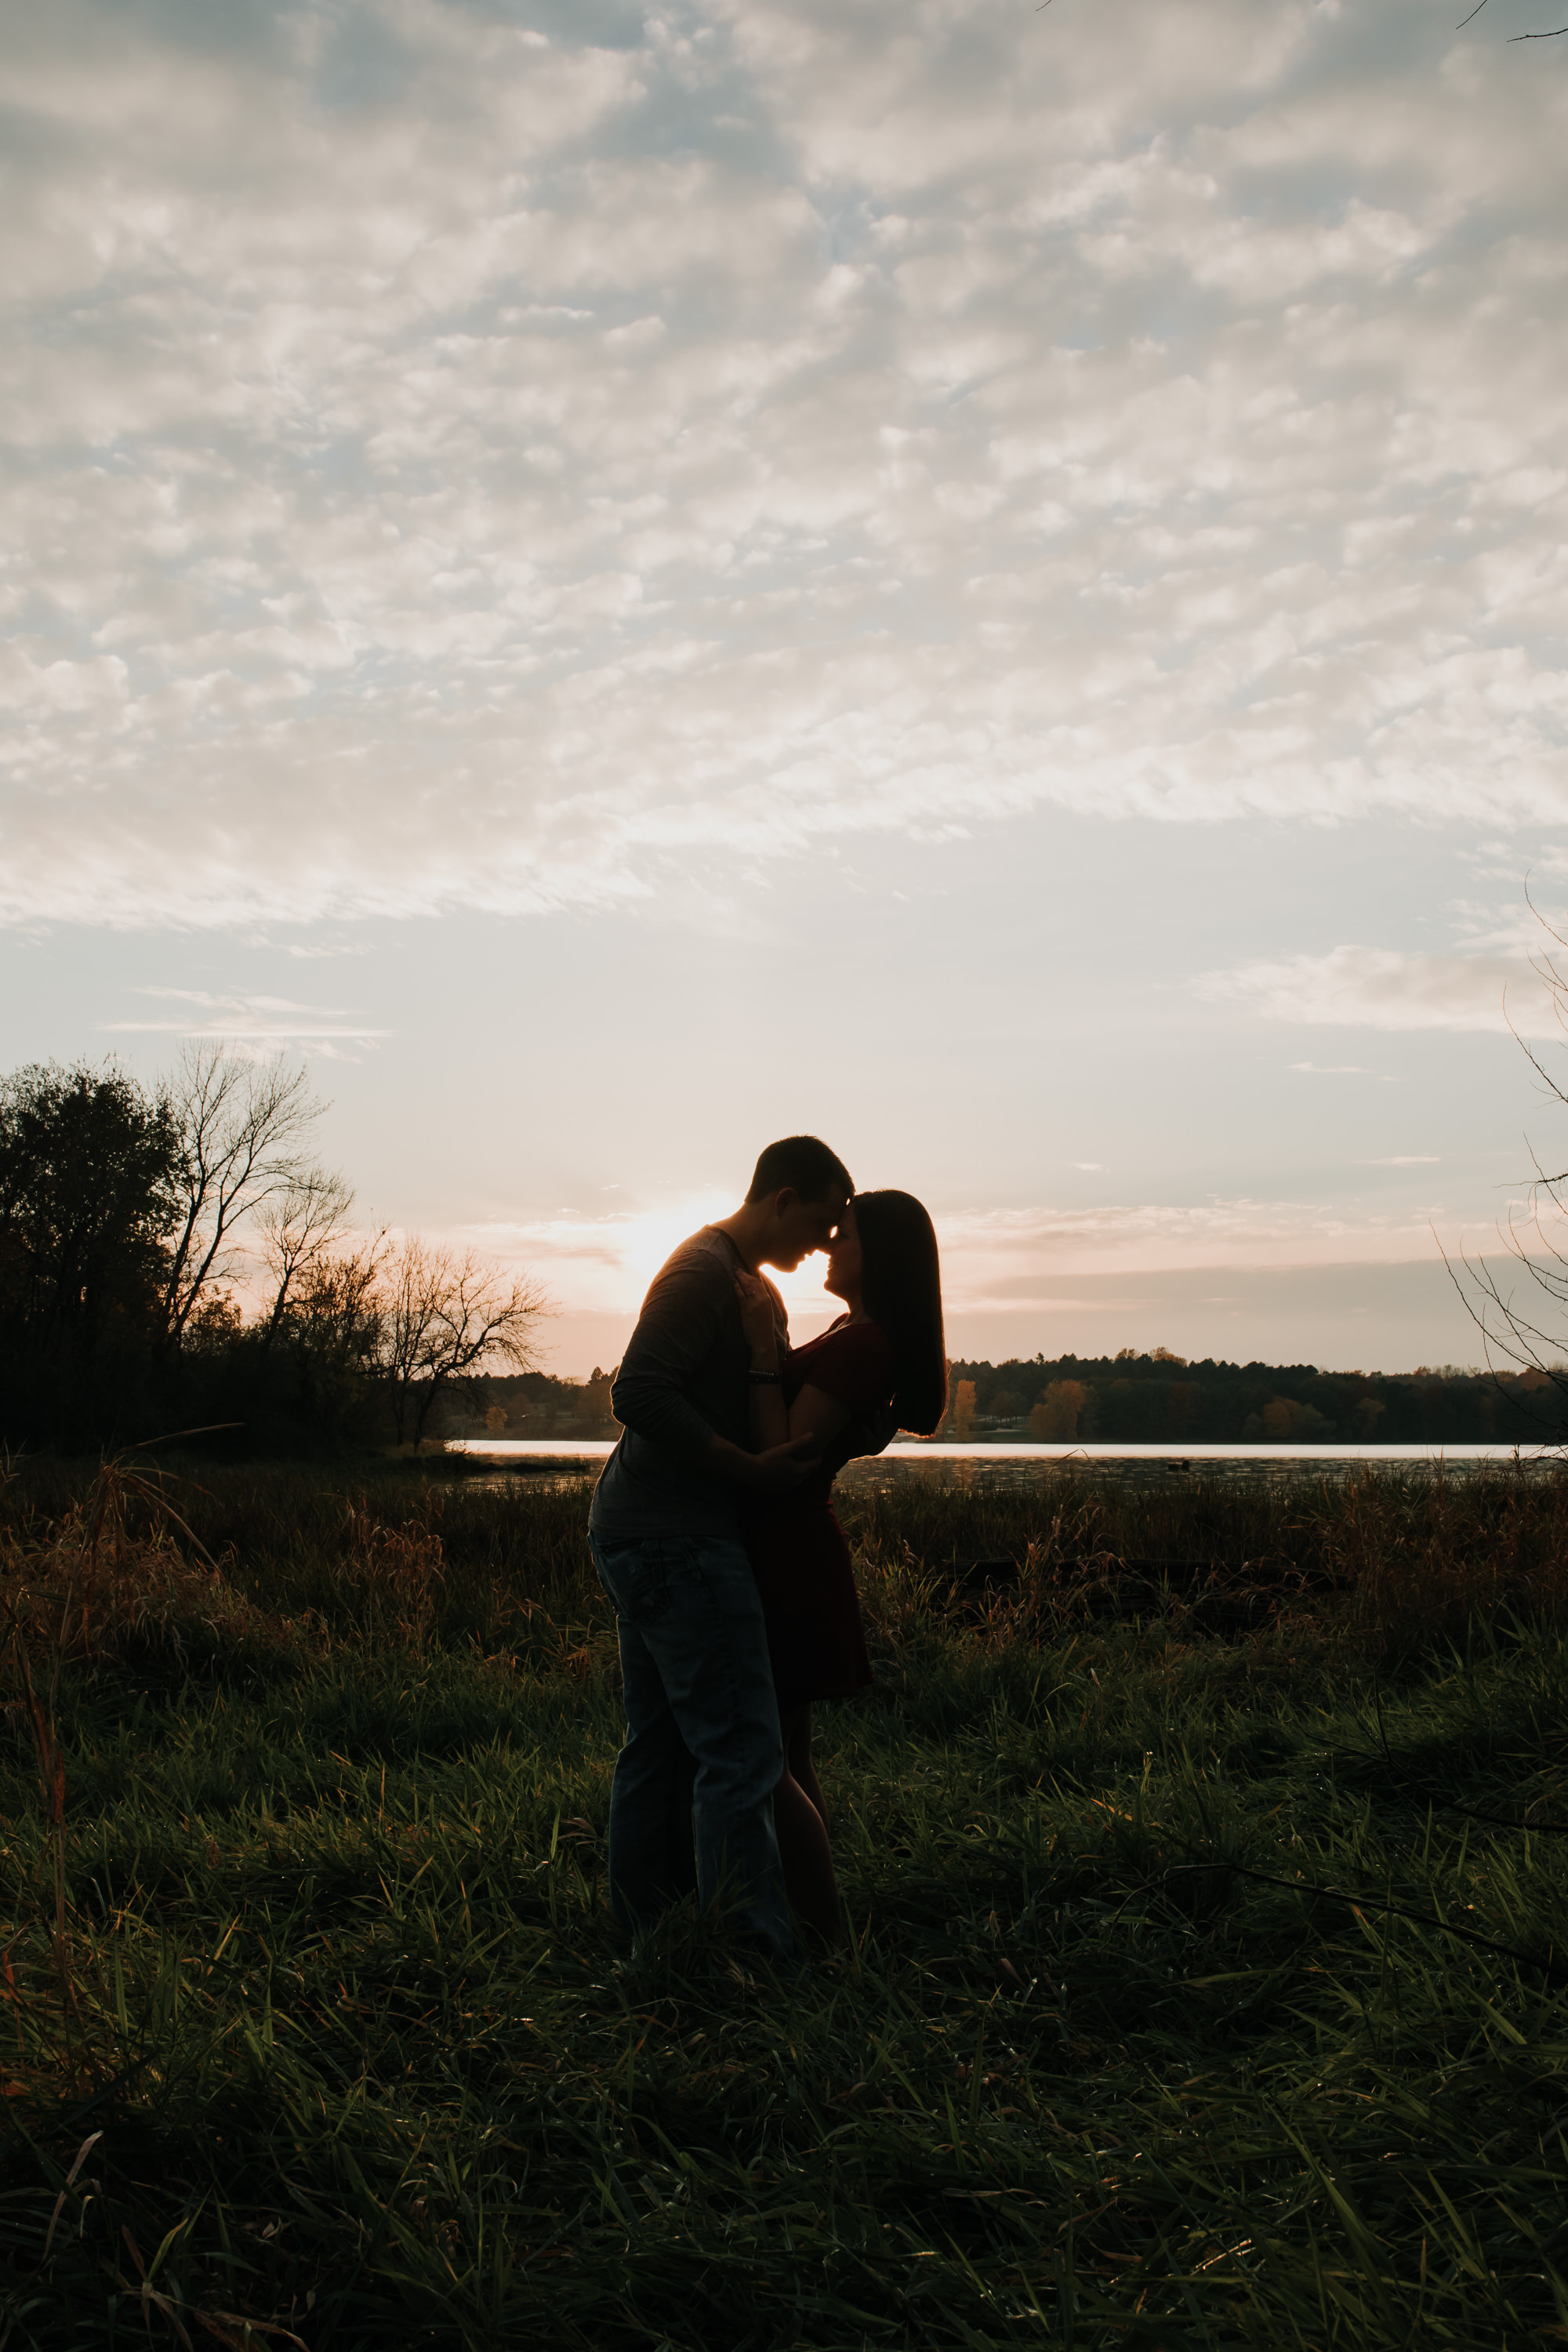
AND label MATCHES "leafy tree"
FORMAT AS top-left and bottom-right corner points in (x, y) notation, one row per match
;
(0, 1060), (180, 1439)
(1167, 1379), (1201, 1436)
(1249, 1396), (1336, 1443)
(939, 1352), (1549, 1446)
(268, 1238), (390, 1441)
(1030, 1378), (1087, 1441)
